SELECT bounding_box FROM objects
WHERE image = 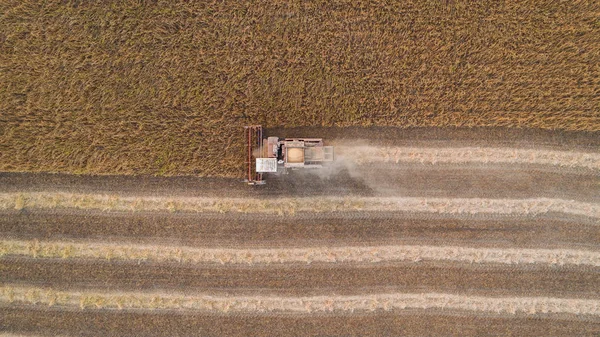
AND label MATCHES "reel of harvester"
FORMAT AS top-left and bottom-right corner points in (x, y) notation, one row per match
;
(243, 125), (267, 185)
